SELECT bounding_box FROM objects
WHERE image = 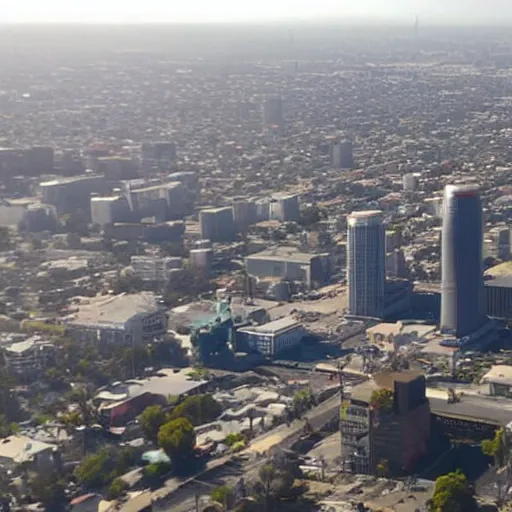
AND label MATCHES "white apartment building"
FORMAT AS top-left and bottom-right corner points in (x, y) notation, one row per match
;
(130, 256), (182, 282)
(4, 336), (54, 379)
